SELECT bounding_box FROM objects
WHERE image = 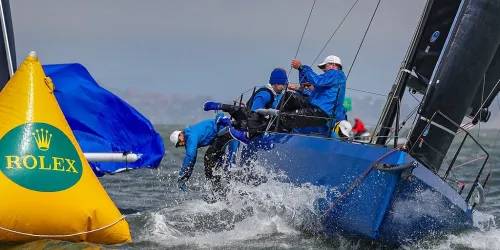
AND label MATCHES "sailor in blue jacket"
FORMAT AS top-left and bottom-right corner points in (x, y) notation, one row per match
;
(202, 67), (288, 138)
(301, 55), (347, 122)
(204, 67), (287, 111)
(247, 68), (287, 110)
(169, 113), (231, 190)
(269, 55), (347, 132)
(290, 73), (323, 135)
(288, 71), (313, 97)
